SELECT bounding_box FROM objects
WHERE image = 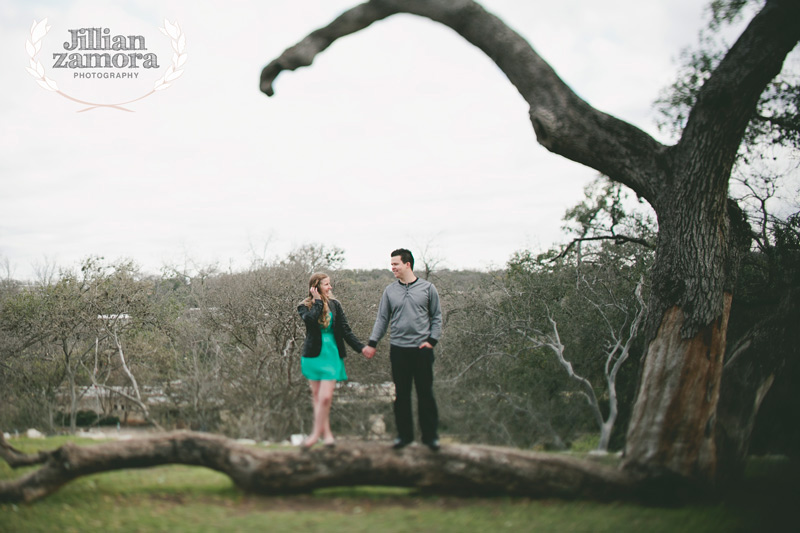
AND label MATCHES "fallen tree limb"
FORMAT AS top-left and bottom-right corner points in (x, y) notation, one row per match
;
(0, 431), (662, 504)
(0, 434), (49, 468)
